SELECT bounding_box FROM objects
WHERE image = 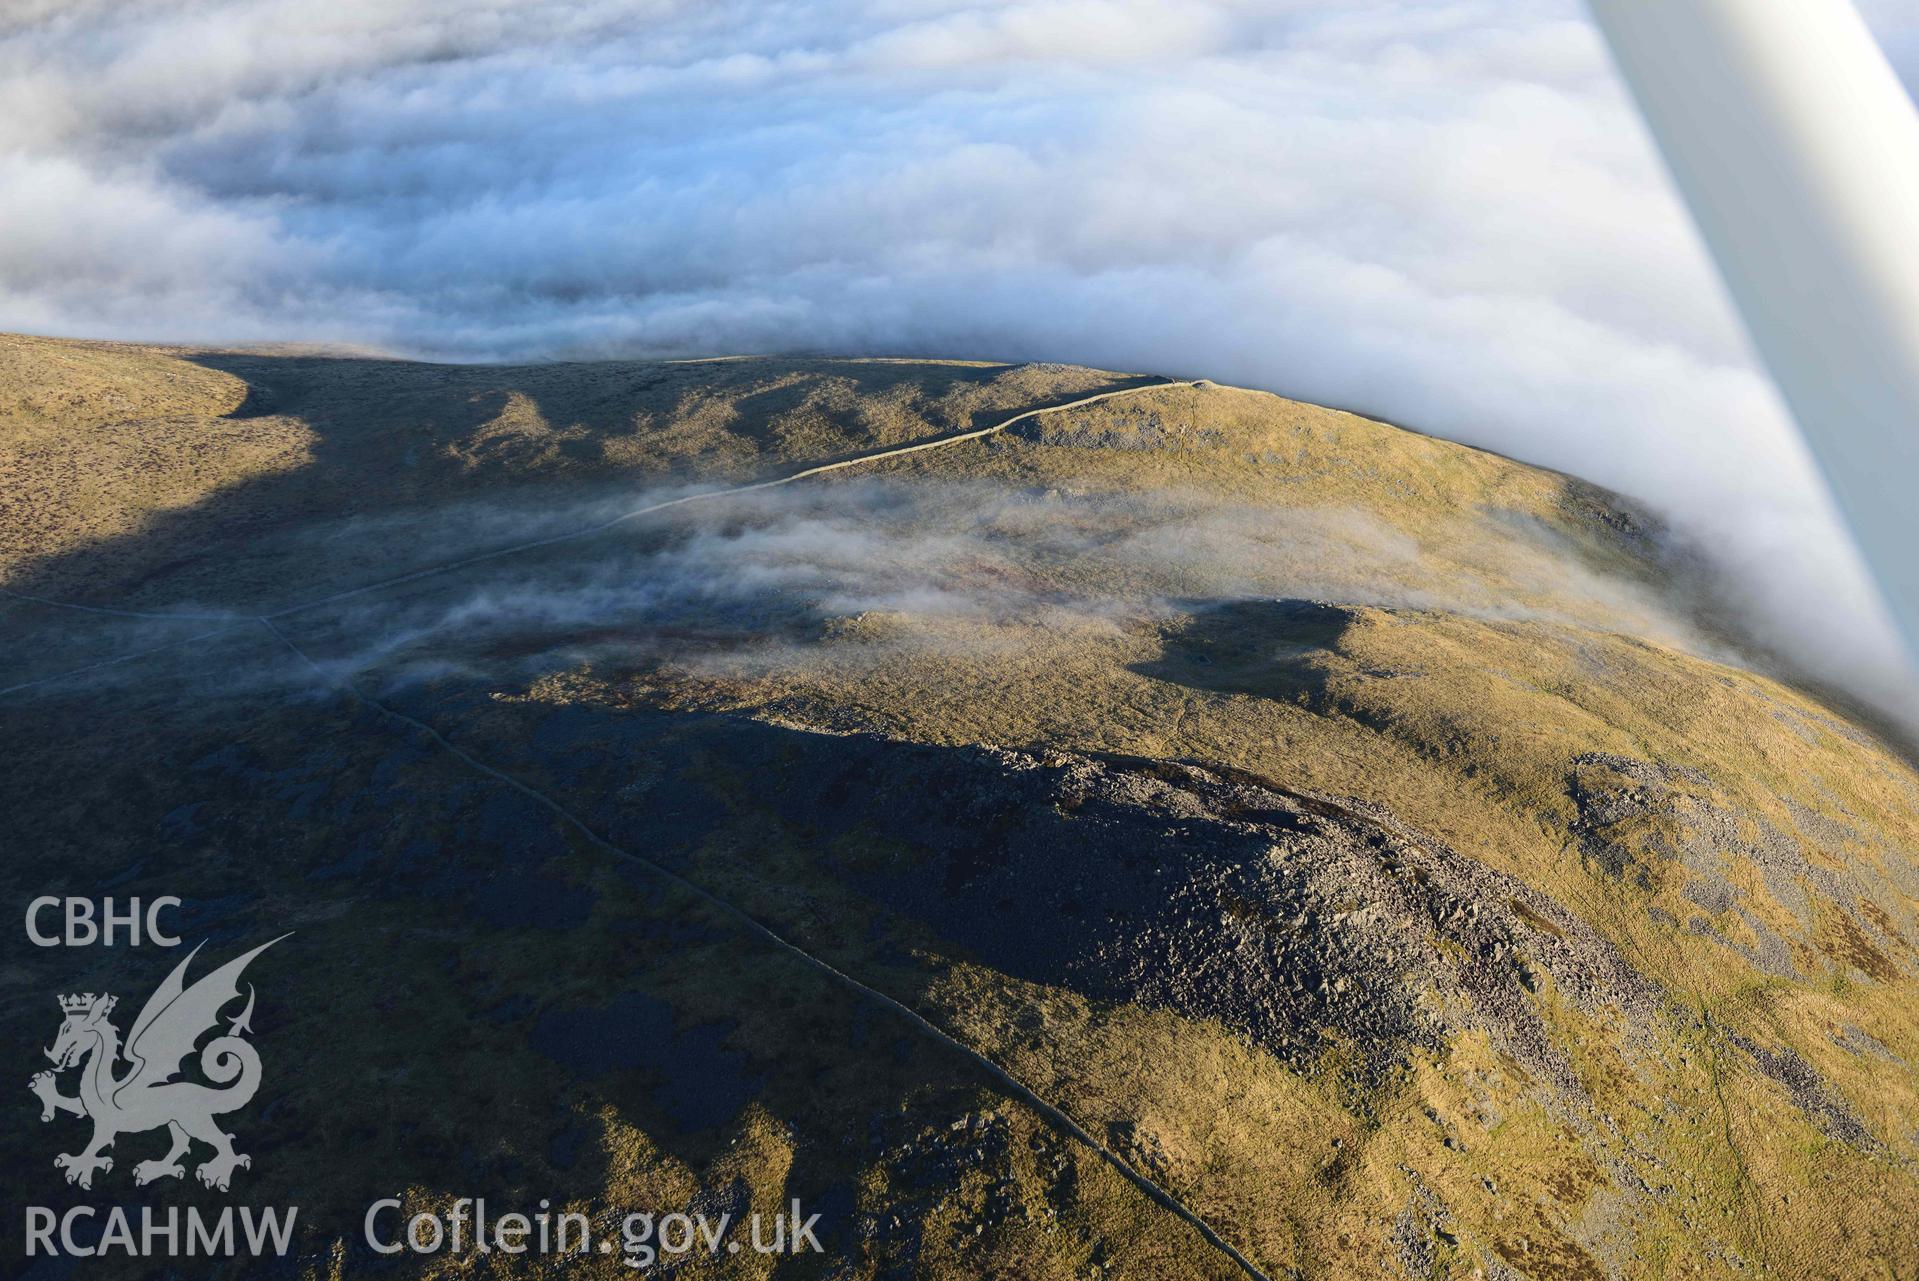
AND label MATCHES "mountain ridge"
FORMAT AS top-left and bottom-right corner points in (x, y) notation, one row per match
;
(2, 332), (1915, 1279)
